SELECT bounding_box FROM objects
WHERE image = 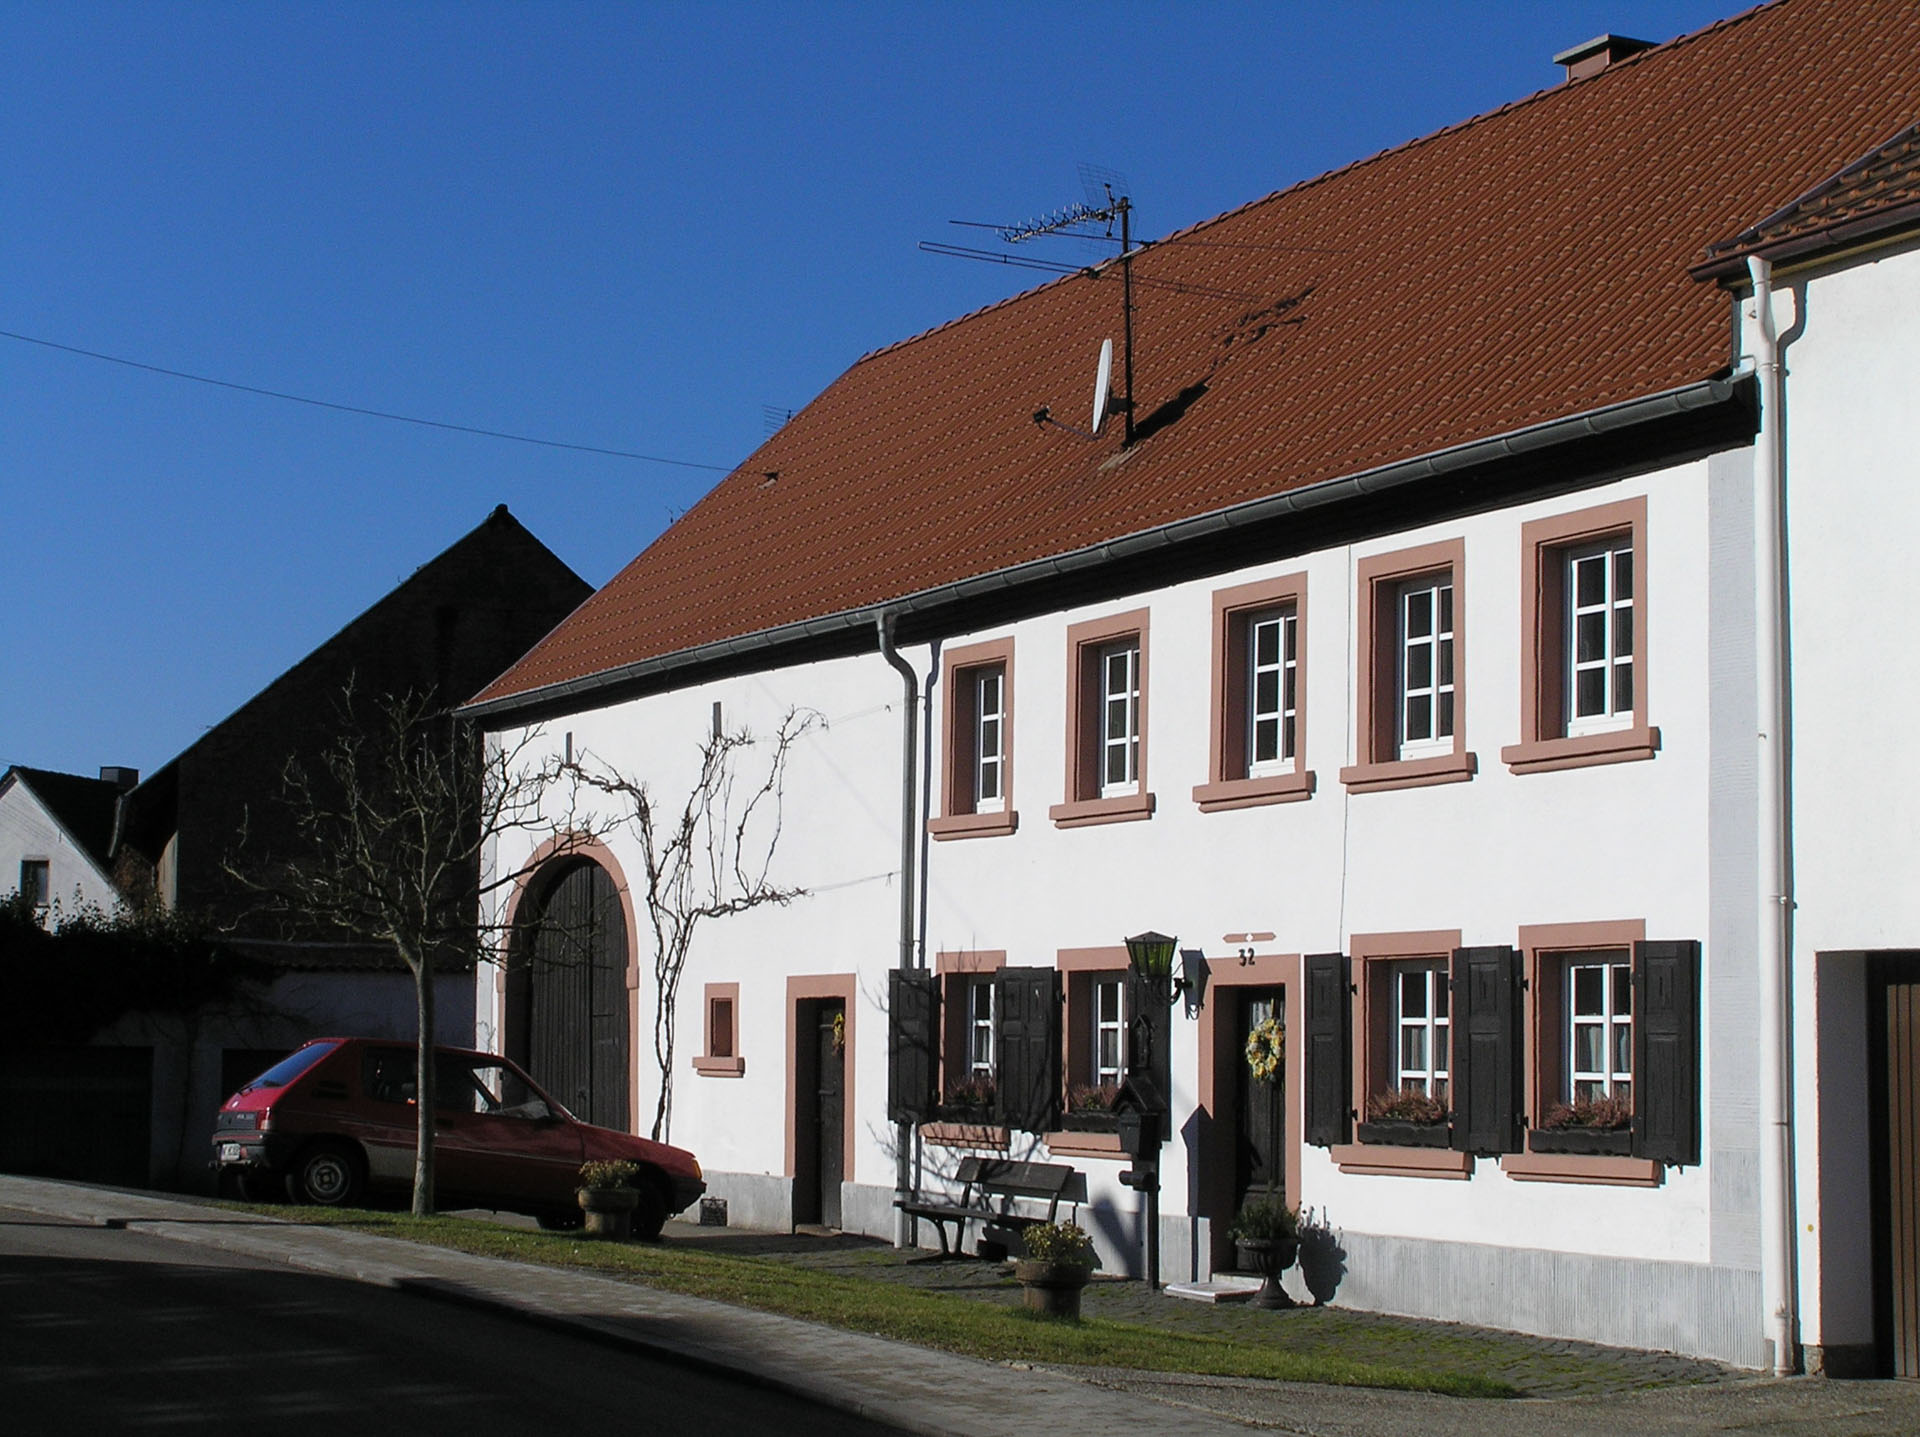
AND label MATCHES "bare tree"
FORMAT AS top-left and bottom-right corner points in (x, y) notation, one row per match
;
(230, 684), (594, 1216)
(570, 707), (820, 1141)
